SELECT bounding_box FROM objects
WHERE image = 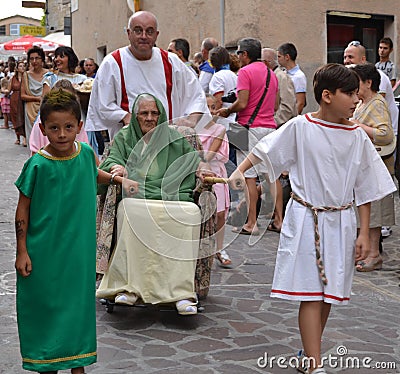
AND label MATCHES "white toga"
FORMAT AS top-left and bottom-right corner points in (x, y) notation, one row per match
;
(253, 113), (396, 304)
(86, 47), (208, 137)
